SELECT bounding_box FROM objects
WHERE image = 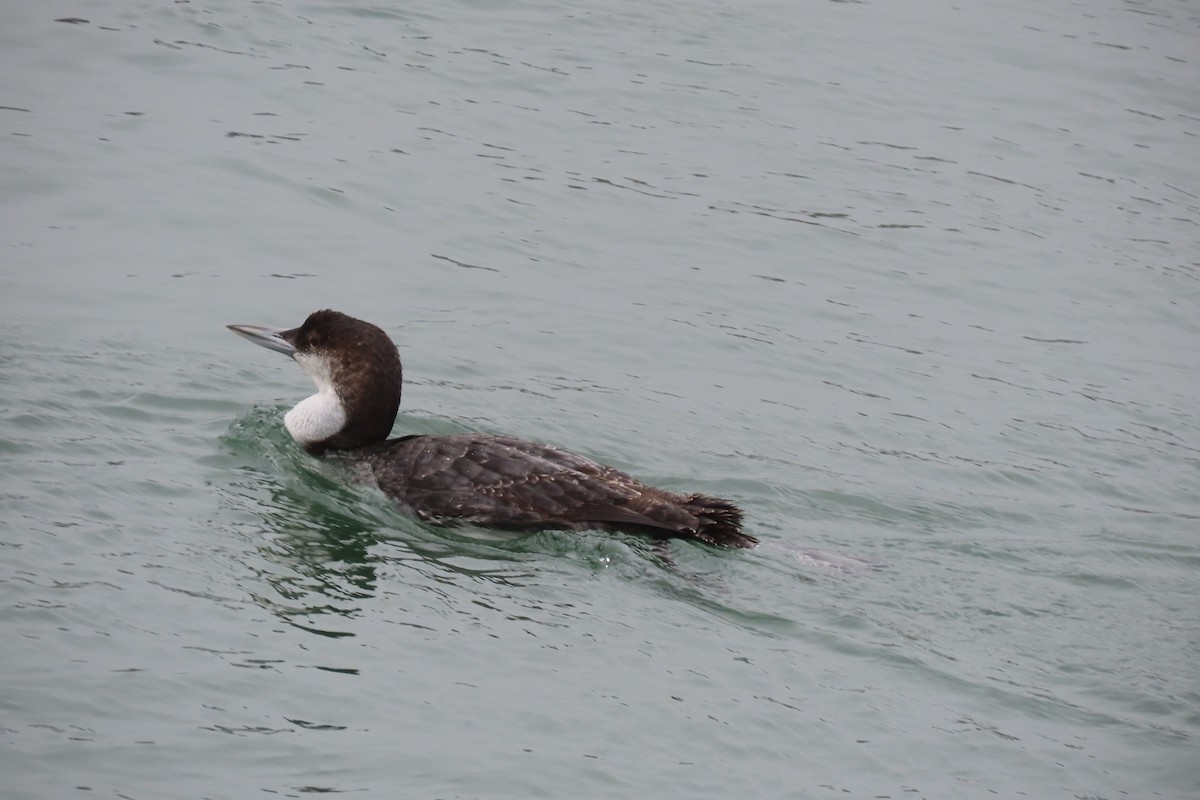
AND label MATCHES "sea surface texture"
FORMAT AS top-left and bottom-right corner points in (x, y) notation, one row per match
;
(1, 1), (1197, 798)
